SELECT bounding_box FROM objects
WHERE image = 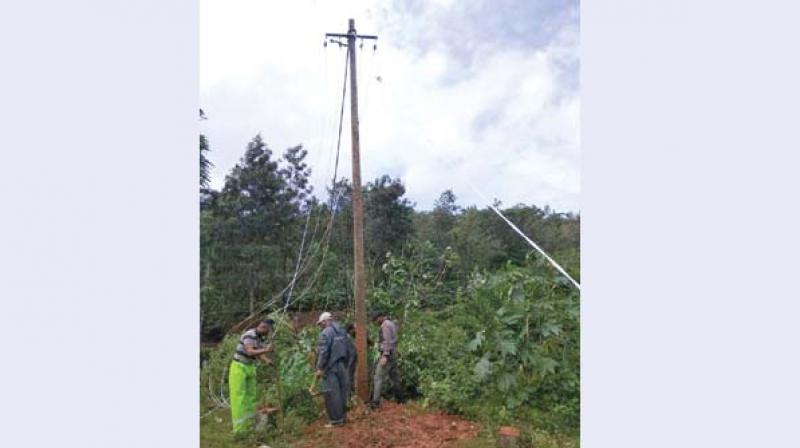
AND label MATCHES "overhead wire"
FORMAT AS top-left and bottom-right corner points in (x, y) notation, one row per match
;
(229, 43), (350, 333)
(274, 44), (352, 316)
(235, 44), (351, 330)
(283, 206), (313, 313)
(330, 48), (349, 207)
